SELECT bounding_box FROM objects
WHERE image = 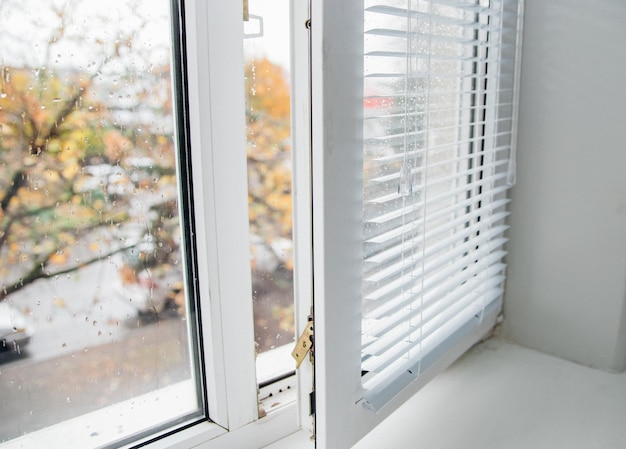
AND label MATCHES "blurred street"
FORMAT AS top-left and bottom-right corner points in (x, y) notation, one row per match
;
(0, 258), (192, 443)
(0, 313), (190, 442)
